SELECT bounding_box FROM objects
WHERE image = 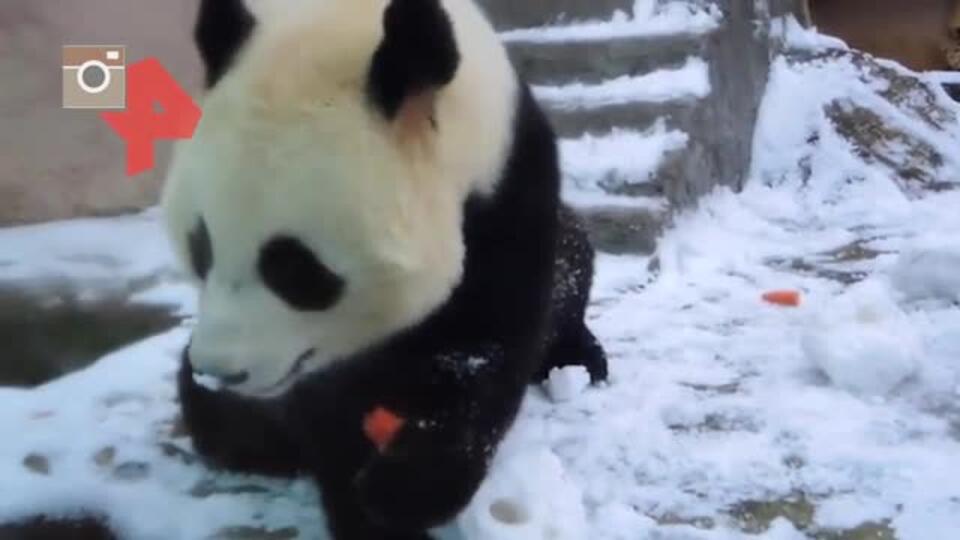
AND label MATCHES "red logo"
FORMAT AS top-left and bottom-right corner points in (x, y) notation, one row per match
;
(101, 58), (201, 176)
